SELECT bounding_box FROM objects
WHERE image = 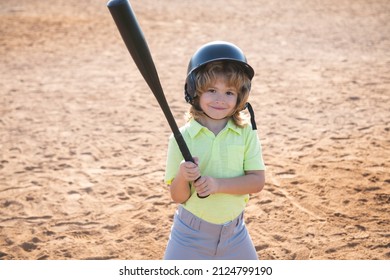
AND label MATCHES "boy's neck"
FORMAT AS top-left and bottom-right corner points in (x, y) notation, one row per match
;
(198, 116), (229, 135)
